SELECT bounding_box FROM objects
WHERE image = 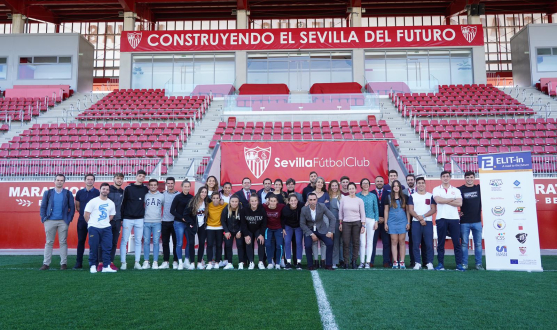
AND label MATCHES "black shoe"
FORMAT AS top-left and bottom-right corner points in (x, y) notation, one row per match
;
(296, 263), (302, 270)
(320, 260), (325, 268)
(73, 263), (82, 270)
(343, 263), (349, 269)
(308, 266), (316, 271)
(339, 260), (345, 268)
(284, 262), (292, 270)
(351, 260), (357, 269)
